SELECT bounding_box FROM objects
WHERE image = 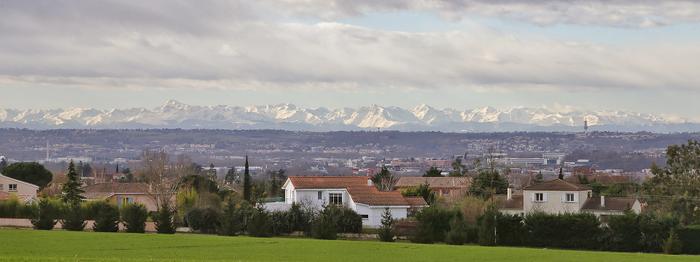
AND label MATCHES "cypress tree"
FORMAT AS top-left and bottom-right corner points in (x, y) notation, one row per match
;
(243, 155), (252, 202)
(61, 161), (85, 205)
(558, 167), (564, 180)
